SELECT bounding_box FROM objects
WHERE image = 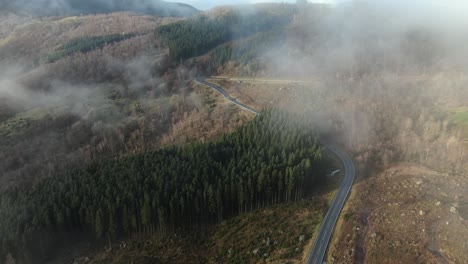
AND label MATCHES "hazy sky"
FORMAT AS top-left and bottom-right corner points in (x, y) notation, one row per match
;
(166, 0), (336, 10)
